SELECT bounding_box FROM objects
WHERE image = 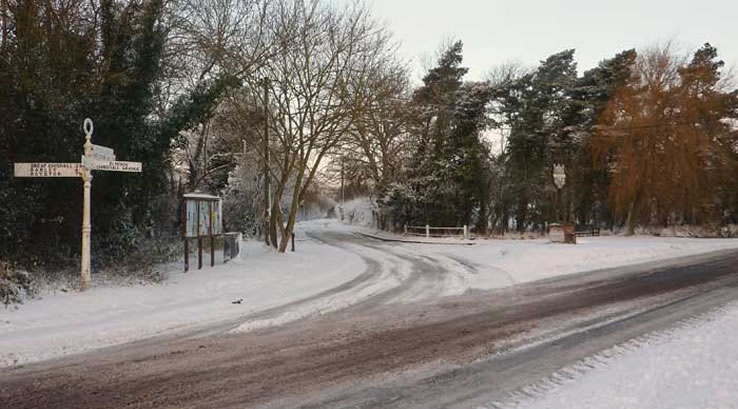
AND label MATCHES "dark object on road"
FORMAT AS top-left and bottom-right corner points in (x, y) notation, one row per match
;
(231, 298), (243, 304)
